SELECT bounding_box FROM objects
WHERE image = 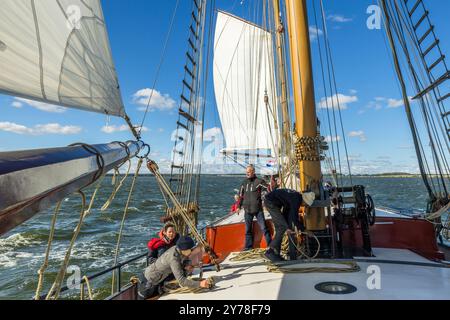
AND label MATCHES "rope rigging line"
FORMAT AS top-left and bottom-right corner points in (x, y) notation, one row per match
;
(138, 0), (180, 135)
(319, 0), (354, 186)
(34, 201), (62, 300)
(45, 174), (106, 300)
(80, 276), (94, 300)
(393, 0), (450, 186)
(380, 0), (450, 204)
(379, 0), (438, 200)
(45, 191), (87, 300)
(111, 158), (144, 294)
(311, 0), (338, 183)
(101, 159), (132, 211)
